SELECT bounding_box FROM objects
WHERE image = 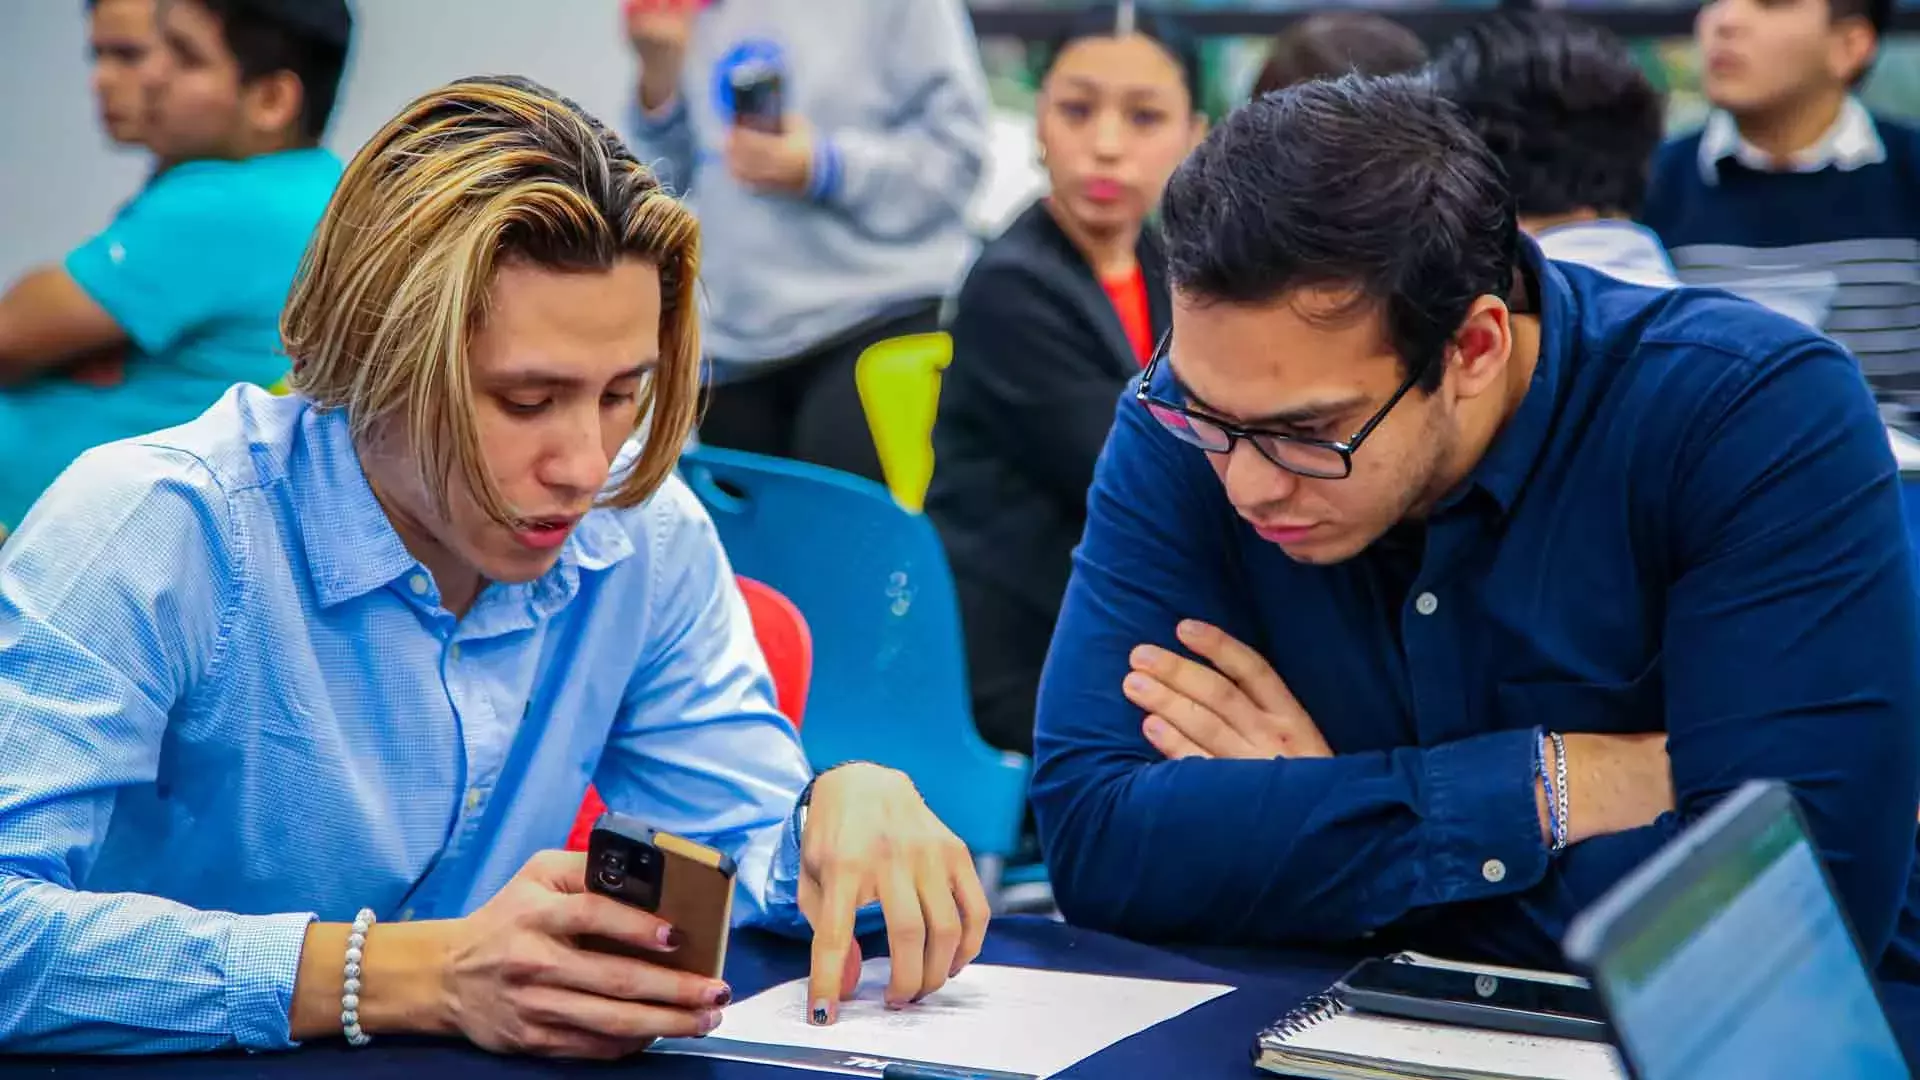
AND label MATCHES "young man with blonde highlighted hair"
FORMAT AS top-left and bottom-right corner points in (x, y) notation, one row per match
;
(0, 75), (988, 1056)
